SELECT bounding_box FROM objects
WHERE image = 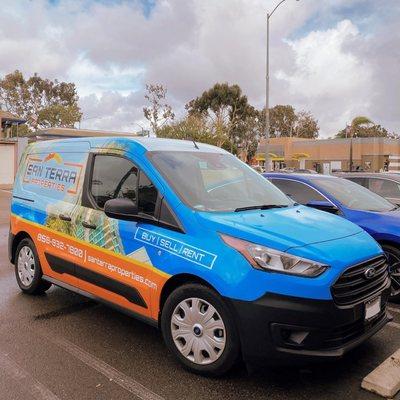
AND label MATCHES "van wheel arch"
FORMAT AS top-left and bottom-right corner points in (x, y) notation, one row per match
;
(11, 231), (33, 264)
(158, 274), (219, 325)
